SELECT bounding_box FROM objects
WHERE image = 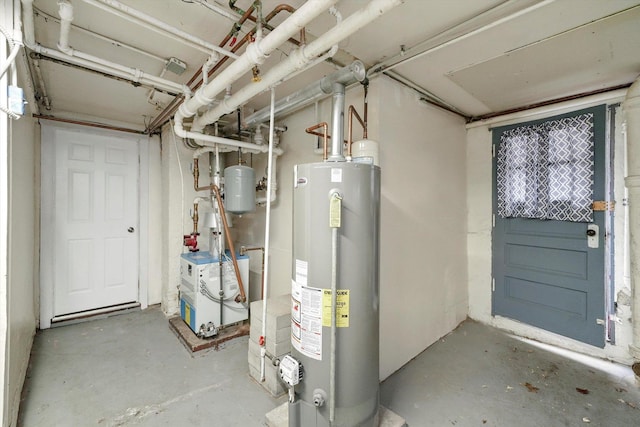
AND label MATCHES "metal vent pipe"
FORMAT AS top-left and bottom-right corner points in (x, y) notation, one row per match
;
(329, 82), (345, 161)
(243, 60), (366, 129)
